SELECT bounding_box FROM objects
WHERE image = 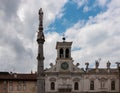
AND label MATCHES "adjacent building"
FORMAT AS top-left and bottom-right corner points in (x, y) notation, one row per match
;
(0, 72), (36, 93)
